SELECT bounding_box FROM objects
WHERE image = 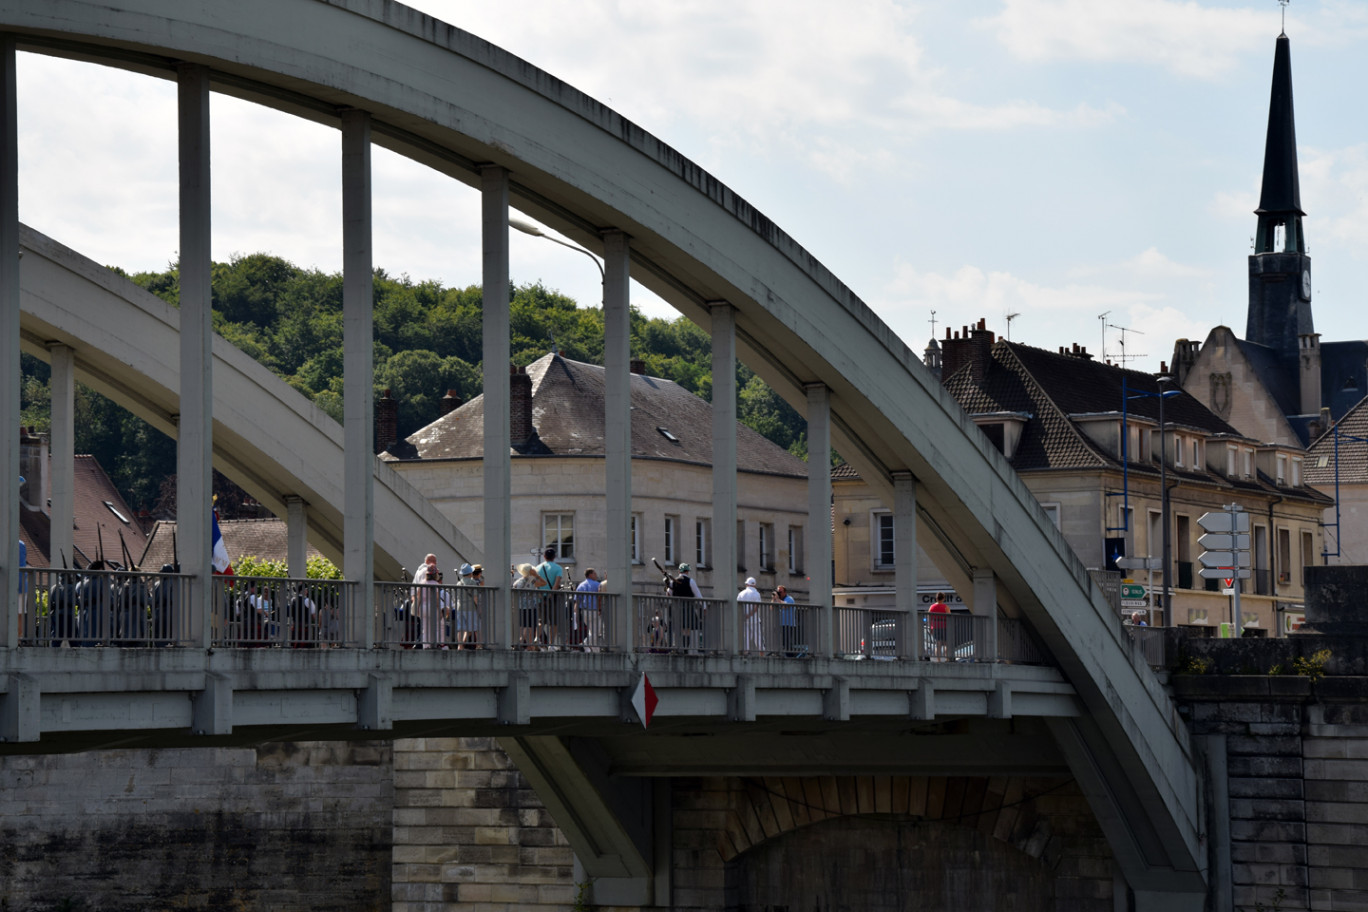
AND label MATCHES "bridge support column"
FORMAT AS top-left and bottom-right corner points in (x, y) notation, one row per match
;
(972, 567), (998, 659)
(806, 383), (832, 653)
(893, 471), (919, 661)
(0, 37), (14, 649)
(481, 167), (512, 648)
(501, 736), (669, 907)
(710, 303), (737, 654)
(47, 343), (74, 571)
(176, 63), (213, 649)
(603, 231), (632, 647)
(285, 495), (307, 579)
(341, 109), (375, 647)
